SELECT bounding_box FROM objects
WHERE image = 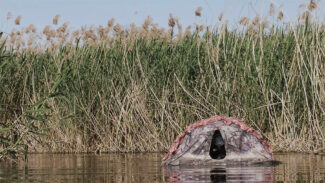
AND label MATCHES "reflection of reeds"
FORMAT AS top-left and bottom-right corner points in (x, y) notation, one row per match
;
(0, 2), (325, 159)
(275, 153), (325, 182)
